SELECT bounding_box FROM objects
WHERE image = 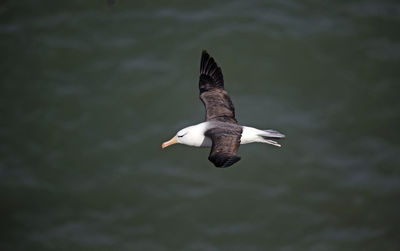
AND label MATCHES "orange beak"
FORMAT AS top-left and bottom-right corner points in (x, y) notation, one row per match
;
(161, 136), (178, 149)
